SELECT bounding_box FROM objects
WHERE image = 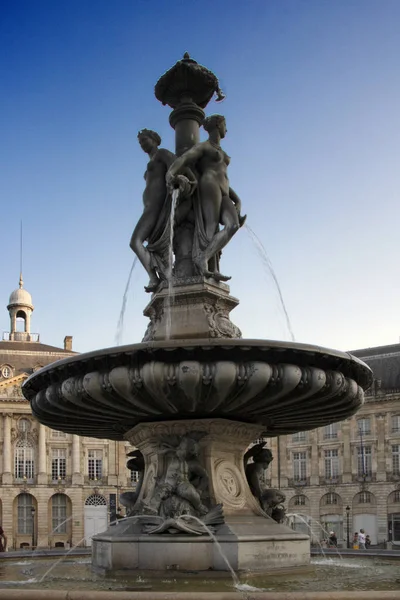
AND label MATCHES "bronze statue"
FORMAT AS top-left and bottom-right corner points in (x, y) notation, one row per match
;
(129, 129), (175, 292)
(244, 442), (286, 523)
(166, 115), (246, 281)
(119, 449), (145, 516)
(142, 435), (209, 518)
